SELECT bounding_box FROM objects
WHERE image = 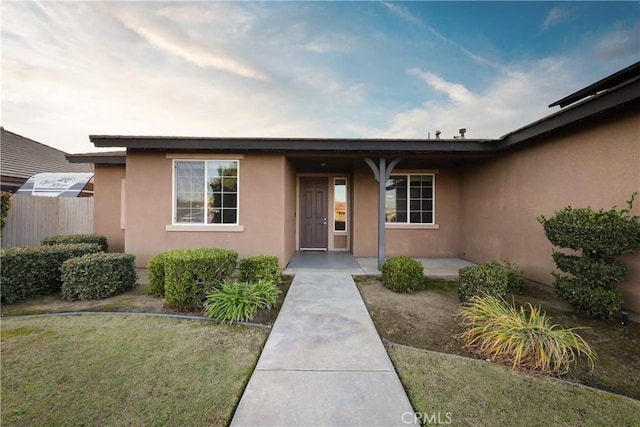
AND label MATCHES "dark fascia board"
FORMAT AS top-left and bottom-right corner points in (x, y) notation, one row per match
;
(90, 136), (497, 153)
(498, 77), (640, 150)
(66, 151), (126, 165)
(549, 61), (640, 108)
